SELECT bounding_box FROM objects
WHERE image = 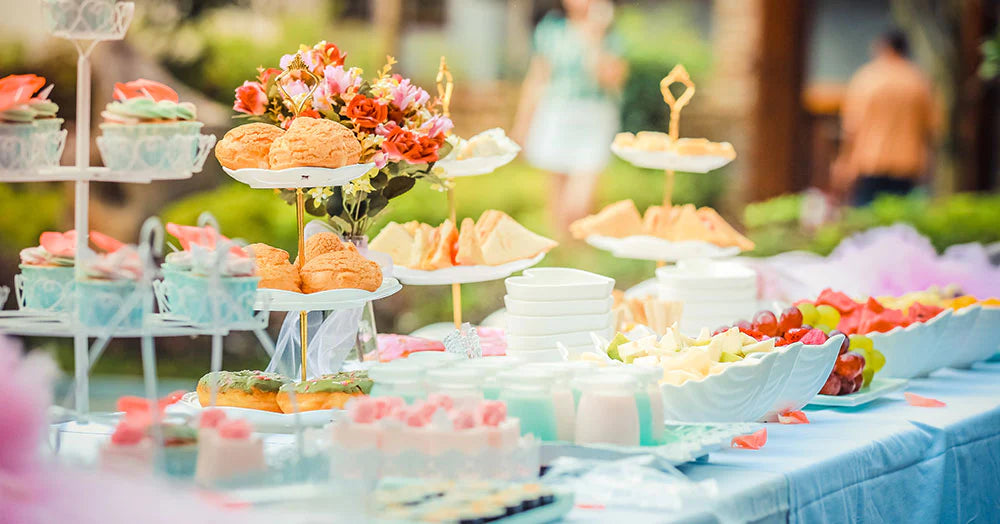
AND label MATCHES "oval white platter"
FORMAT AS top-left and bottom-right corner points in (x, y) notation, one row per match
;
(169, 392), (339, 432)
(254, 277), (402, 311)
(223, 162), (374, 189)
(586, 235), (740, 262)
(611, 144), (734, 173)
(808, 377), (909, 408)
(392, 253), (545, 286)
(436, 151), (518, 178)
